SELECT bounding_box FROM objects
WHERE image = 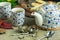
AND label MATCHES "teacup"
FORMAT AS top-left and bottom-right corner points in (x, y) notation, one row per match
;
(11, 8), (25, 27)
(0, 2), (11, 19)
